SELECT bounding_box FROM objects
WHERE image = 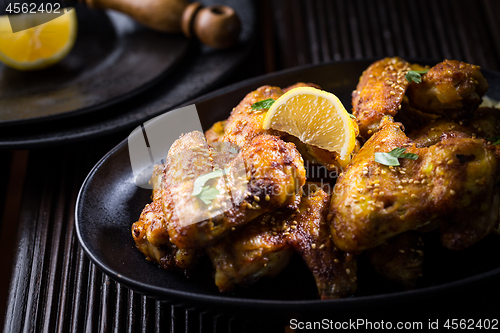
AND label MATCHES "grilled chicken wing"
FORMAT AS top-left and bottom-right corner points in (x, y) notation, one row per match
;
(163, 131), (306, 249)
(207, 182), (356, 299)
(132, 166), (200, 274)
(407, 60), (488, 119)
(329, 117), (500, 252)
